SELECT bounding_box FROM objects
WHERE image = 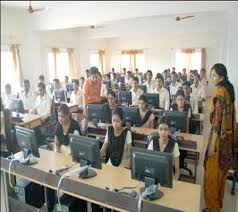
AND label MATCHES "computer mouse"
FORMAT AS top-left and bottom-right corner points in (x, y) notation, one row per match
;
(131, 190), (138, 198)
